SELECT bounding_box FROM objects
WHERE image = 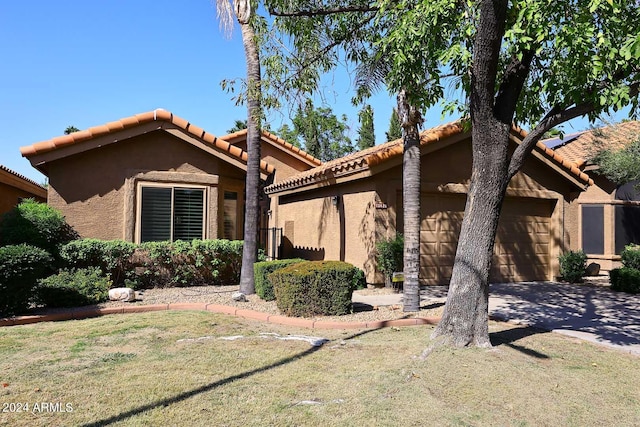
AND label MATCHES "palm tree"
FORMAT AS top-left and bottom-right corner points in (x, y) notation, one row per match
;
(218, 0), (262, 295)
(397, 90), (423, 312)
